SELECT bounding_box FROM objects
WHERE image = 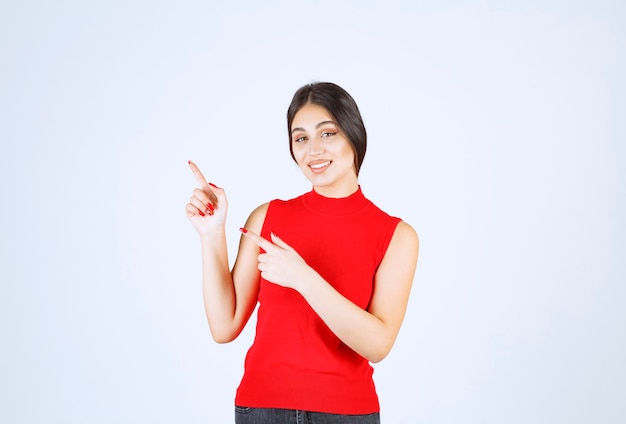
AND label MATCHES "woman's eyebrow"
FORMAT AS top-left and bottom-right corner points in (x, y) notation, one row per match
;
(291, 121), (336, 134)
(316, 120), (336, 129)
